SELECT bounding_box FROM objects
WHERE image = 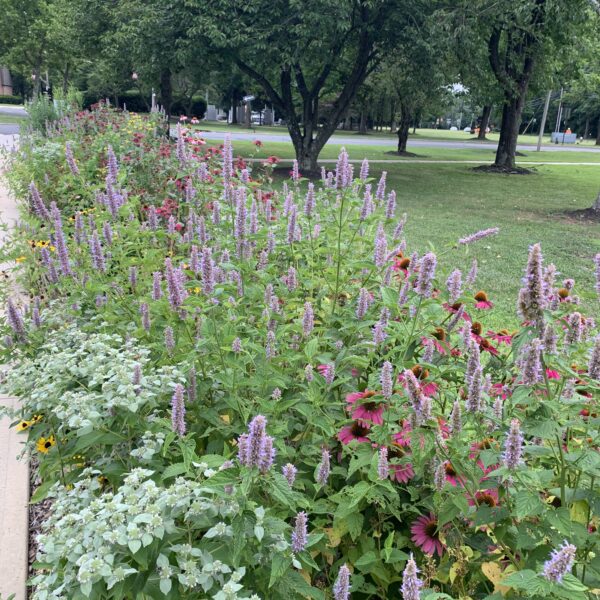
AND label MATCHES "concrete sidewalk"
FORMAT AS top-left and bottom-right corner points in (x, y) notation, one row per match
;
(0, 134), (28, 600)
